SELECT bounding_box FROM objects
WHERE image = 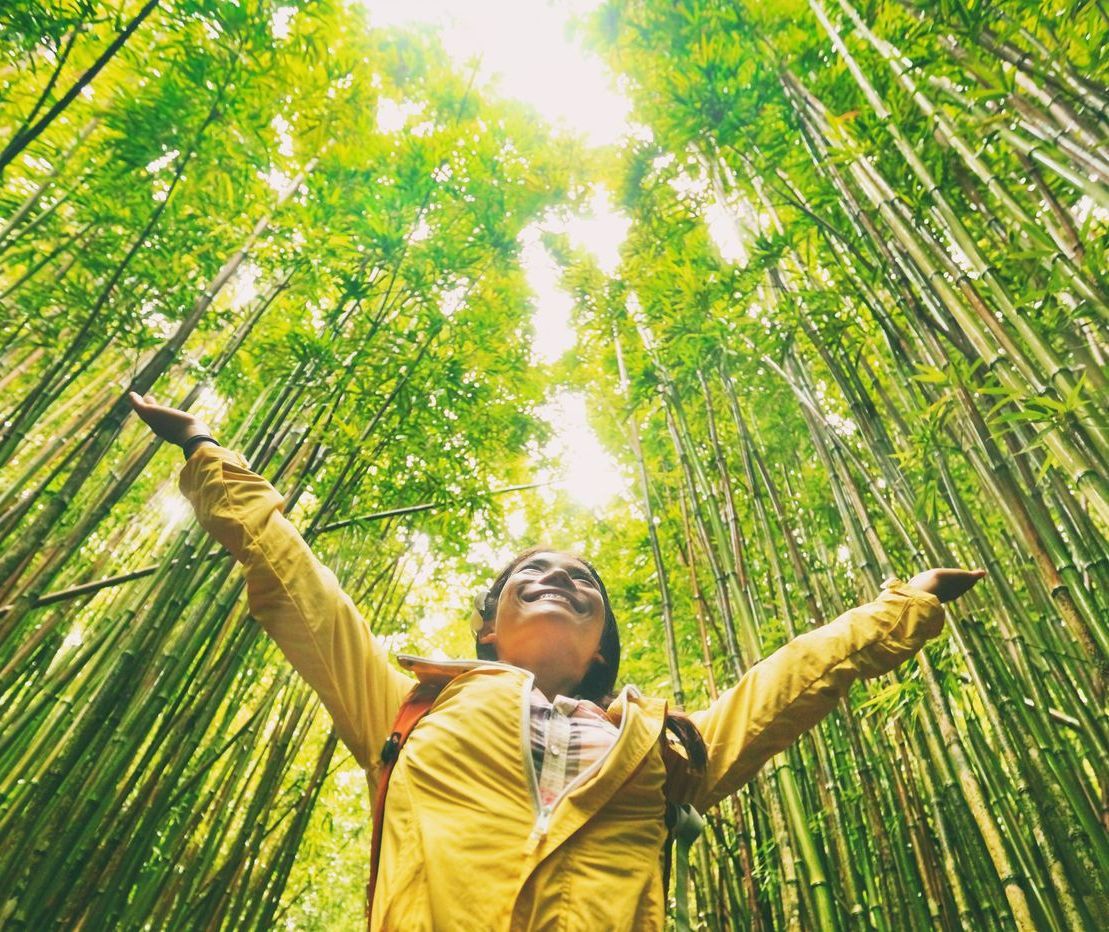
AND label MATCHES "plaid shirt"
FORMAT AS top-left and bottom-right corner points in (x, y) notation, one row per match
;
(529, 688), (620, 808)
